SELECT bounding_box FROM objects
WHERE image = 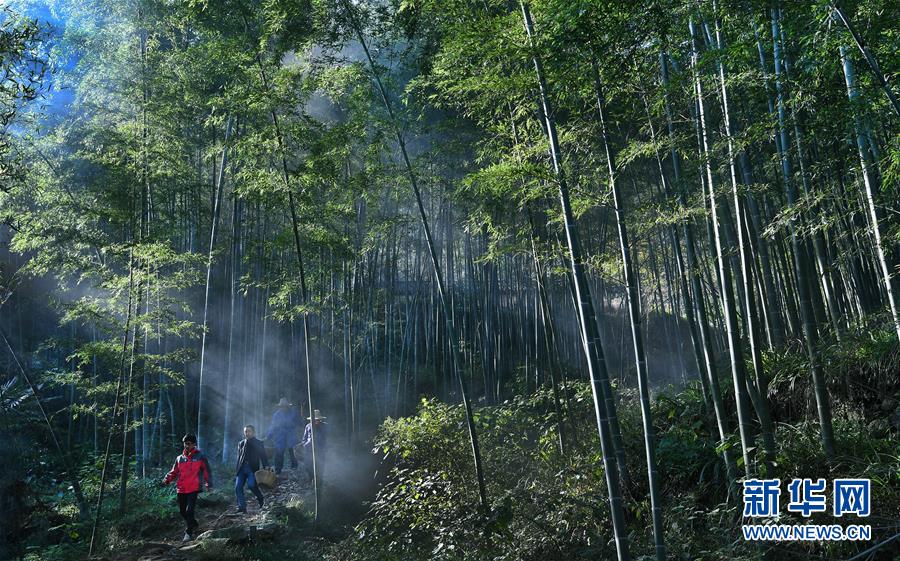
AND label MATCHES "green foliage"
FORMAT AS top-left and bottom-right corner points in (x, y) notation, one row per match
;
(335, 355), (900, 561)
(0, 8), (46, 123)
(336, 388), (656, 560)
(4, 0), (900, 559)
(0, 375), (32, 412)
(767, 324), (900, 422)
